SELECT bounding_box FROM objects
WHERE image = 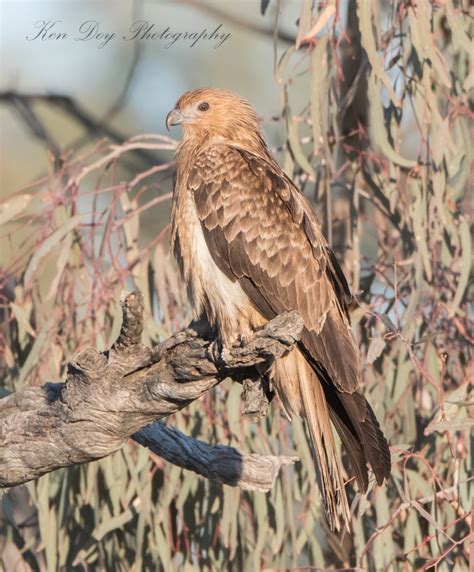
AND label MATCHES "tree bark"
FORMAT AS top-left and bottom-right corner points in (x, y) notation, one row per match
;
(0, 291), (303, 491)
